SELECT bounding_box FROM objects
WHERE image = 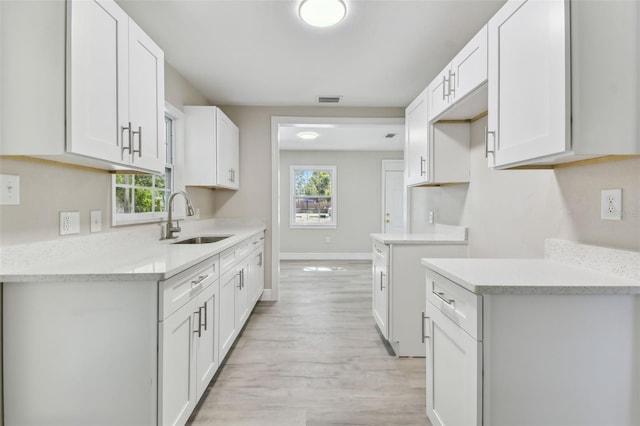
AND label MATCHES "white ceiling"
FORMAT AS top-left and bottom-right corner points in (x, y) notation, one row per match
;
(278, 120), (405, 151)
(116, 0), (506, 108)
